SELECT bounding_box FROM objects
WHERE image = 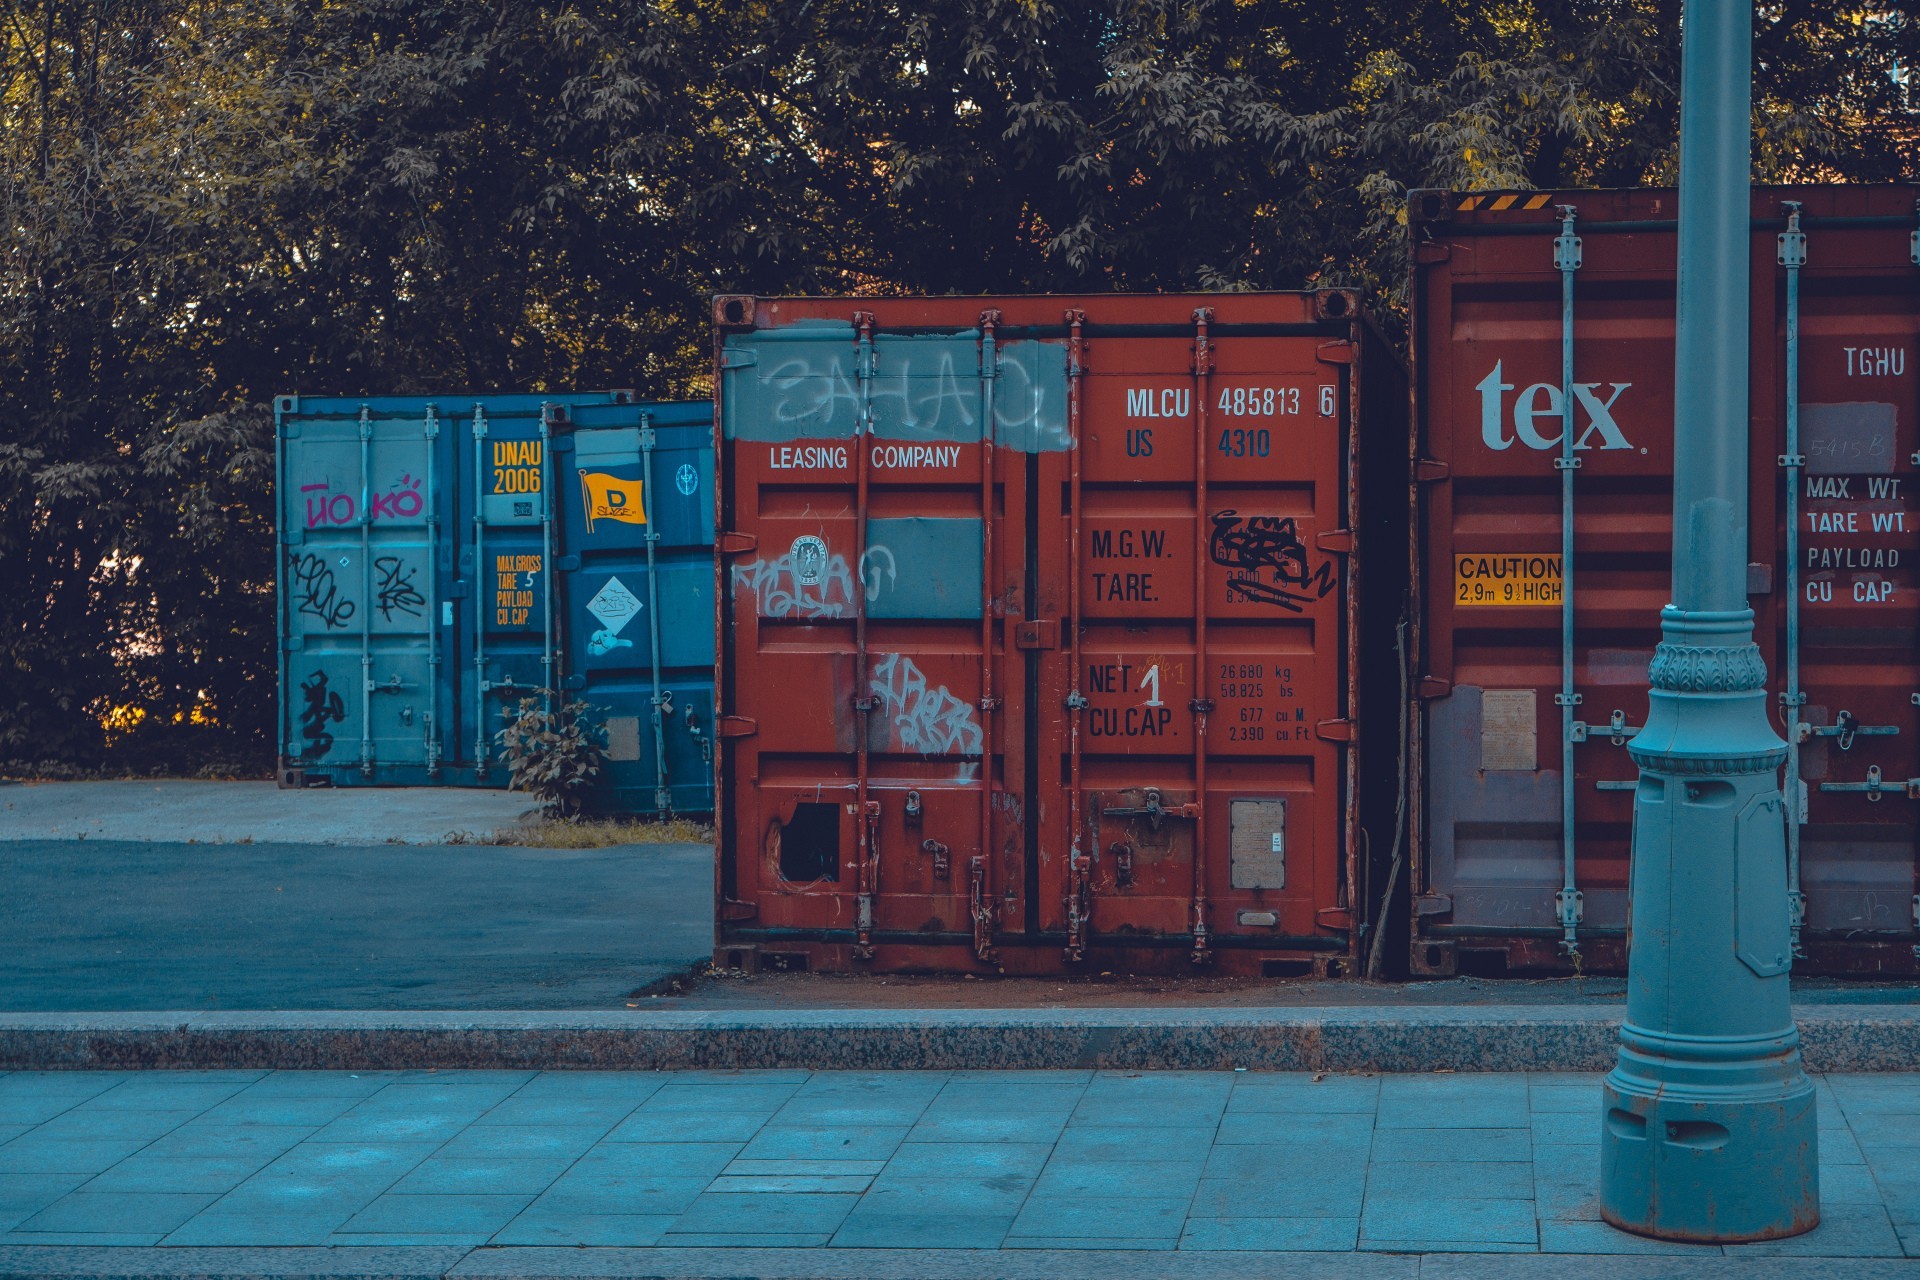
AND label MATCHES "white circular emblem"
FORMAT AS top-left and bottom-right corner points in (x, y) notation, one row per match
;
(675, 463), (698, 497)
(790, 534), (828, 586)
